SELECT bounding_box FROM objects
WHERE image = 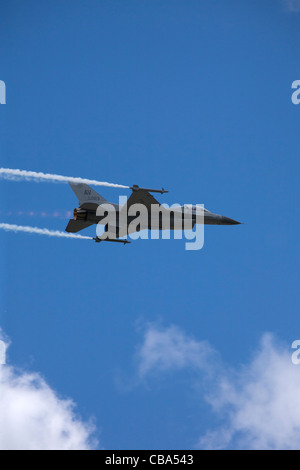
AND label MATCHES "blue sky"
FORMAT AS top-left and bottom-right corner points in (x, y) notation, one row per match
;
(0, 0), (300, 450)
